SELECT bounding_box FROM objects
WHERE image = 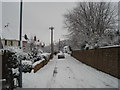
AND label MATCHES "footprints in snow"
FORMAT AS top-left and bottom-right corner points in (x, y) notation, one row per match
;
(53, 67), (58, 77)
